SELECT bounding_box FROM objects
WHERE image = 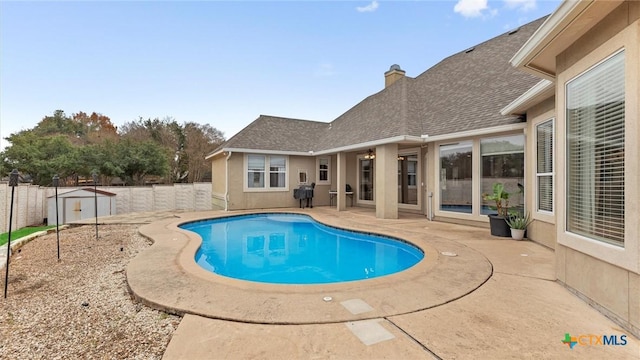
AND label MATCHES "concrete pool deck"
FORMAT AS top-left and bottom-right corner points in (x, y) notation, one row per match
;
(81, 208), (639, 359)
